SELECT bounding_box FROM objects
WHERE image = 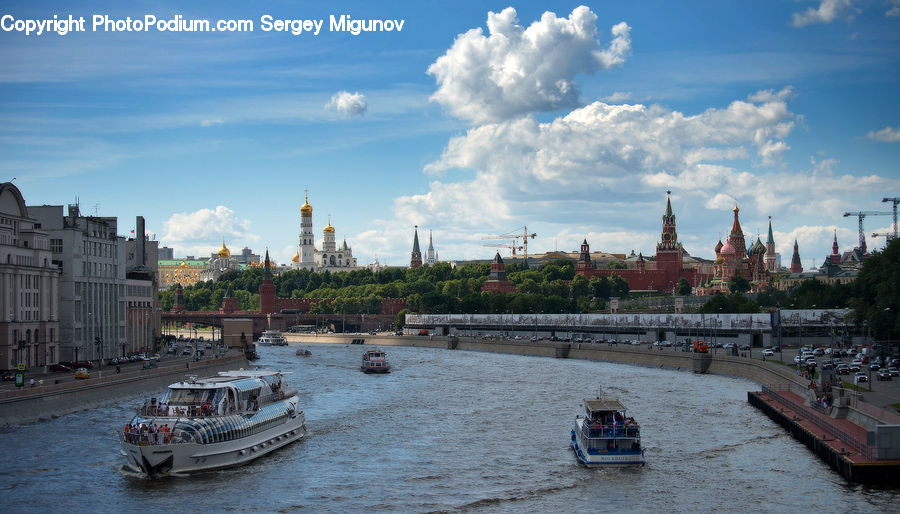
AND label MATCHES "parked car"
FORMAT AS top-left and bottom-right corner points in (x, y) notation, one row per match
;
(854, 372), (868, 384)
(1, 370), (15, 381)
(877, 369), (892, 381)
(182, 347), (192, 355)
(74, 367), (90, 379)
(49, 364), (71, 372)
